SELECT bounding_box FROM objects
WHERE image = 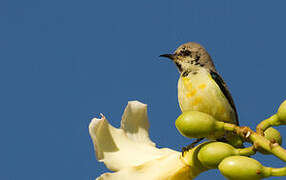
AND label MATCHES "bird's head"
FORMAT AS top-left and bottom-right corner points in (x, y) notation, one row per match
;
(160, 42), (215, 73)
